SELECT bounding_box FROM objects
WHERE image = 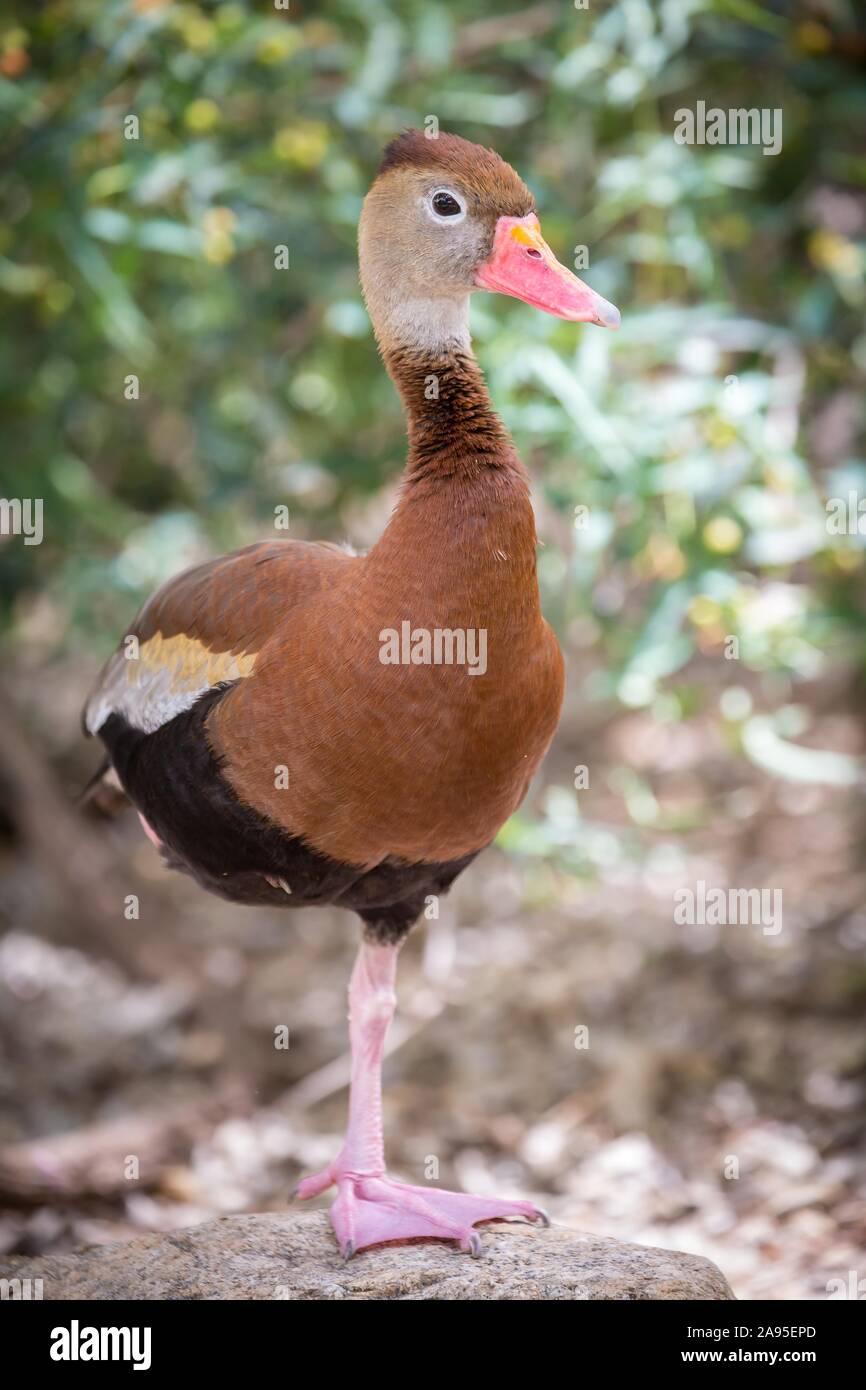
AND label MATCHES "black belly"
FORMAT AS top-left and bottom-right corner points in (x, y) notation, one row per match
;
(97, 686), (480, 941)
